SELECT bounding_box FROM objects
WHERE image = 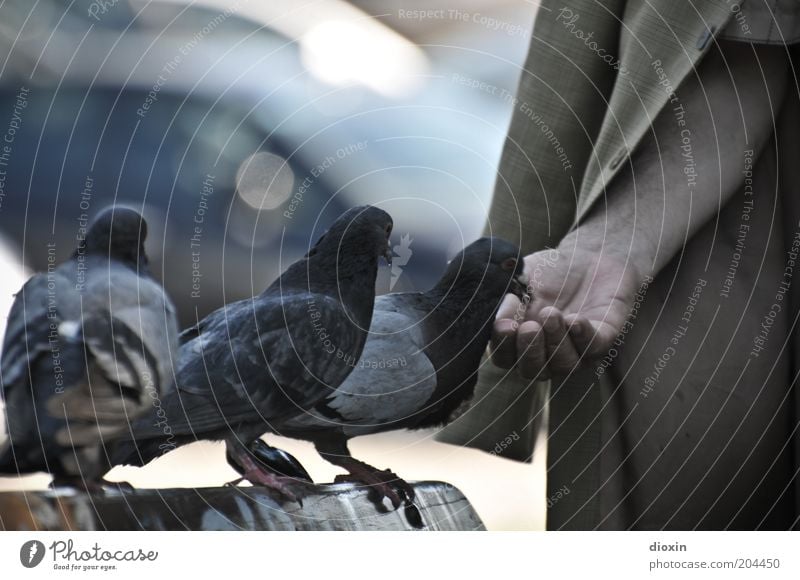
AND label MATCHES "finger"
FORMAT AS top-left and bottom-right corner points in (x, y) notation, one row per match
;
(539, 307), (580, 376)
(490, 294), (523, 368)
(568, 316), (621, 358)
(564, 313), (595, 354)
(491, 318), (518, 368)
(496, 293), (522, 321)
(585, 319), (622, 357)
(516, 320), (548, 380)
